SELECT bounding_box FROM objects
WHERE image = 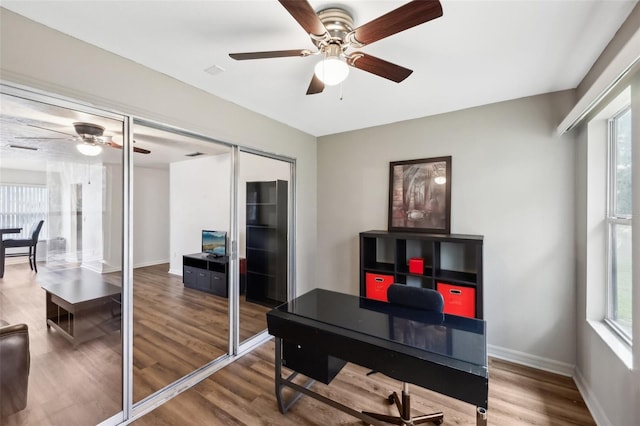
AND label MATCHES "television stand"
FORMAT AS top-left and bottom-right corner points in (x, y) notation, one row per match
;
(182, 253), (246, 297)
(183, 253), (229, 297)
